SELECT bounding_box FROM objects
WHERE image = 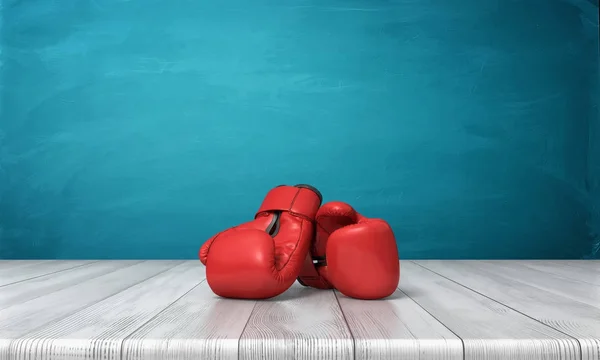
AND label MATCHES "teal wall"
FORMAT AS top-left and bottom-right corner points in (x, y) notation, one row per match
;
(588, 4), (600, 258)
(0, 0), (598, 259)
(573, 0), (600, 259)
